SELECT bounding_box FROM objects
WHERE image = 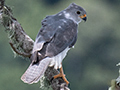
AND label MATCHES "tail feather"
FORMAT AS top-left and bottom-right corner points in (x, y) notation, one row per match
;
(21, 57), (52, 84)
